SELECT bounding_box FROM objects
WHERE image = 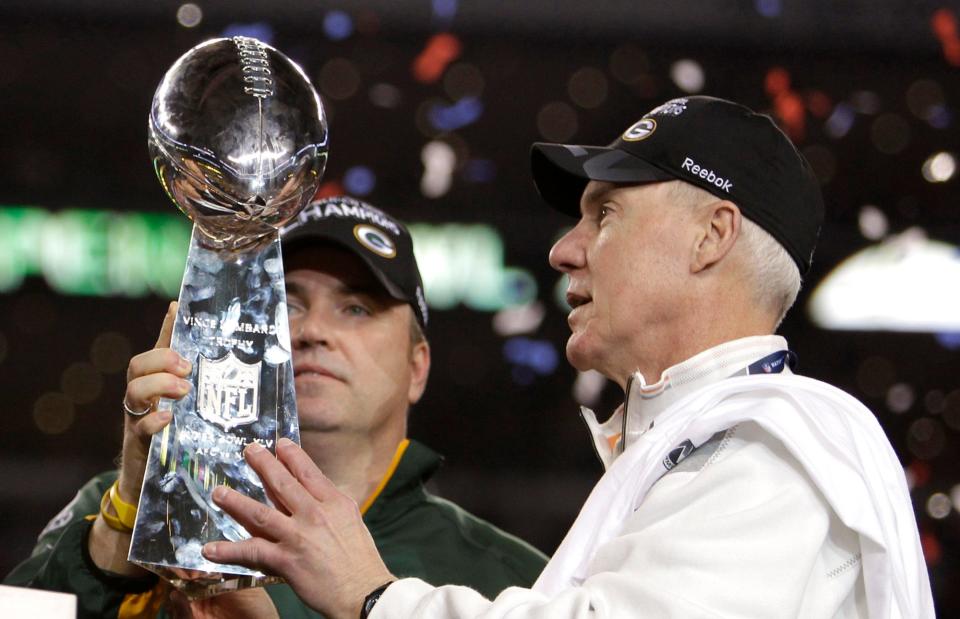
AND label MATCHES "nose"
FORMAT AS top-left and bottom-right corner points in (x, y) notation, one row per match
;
(548, 223), (586, 274)
(291, 306), (333, 350)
